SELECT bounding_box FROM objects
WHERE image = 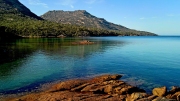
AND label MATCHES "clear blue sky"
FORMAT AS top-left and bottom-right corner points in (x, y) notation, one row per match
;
(19, 0), (180, 35)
